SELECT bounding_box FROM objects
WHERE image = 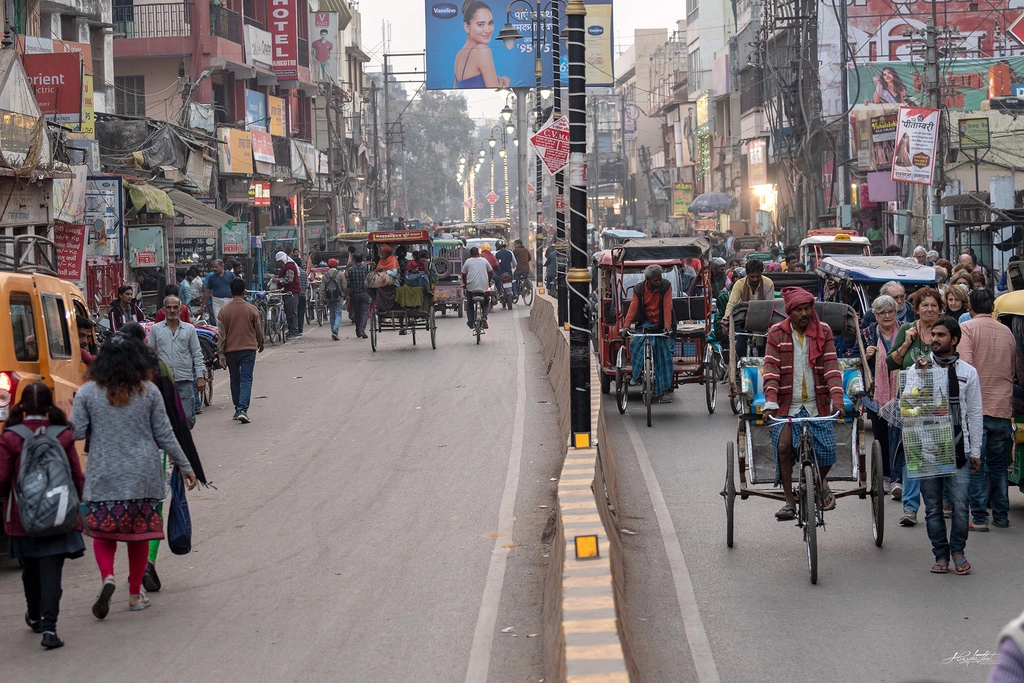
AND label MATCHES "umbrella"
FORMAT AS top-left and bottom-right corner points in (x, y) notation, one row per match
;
(688, 192), (738, 213)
